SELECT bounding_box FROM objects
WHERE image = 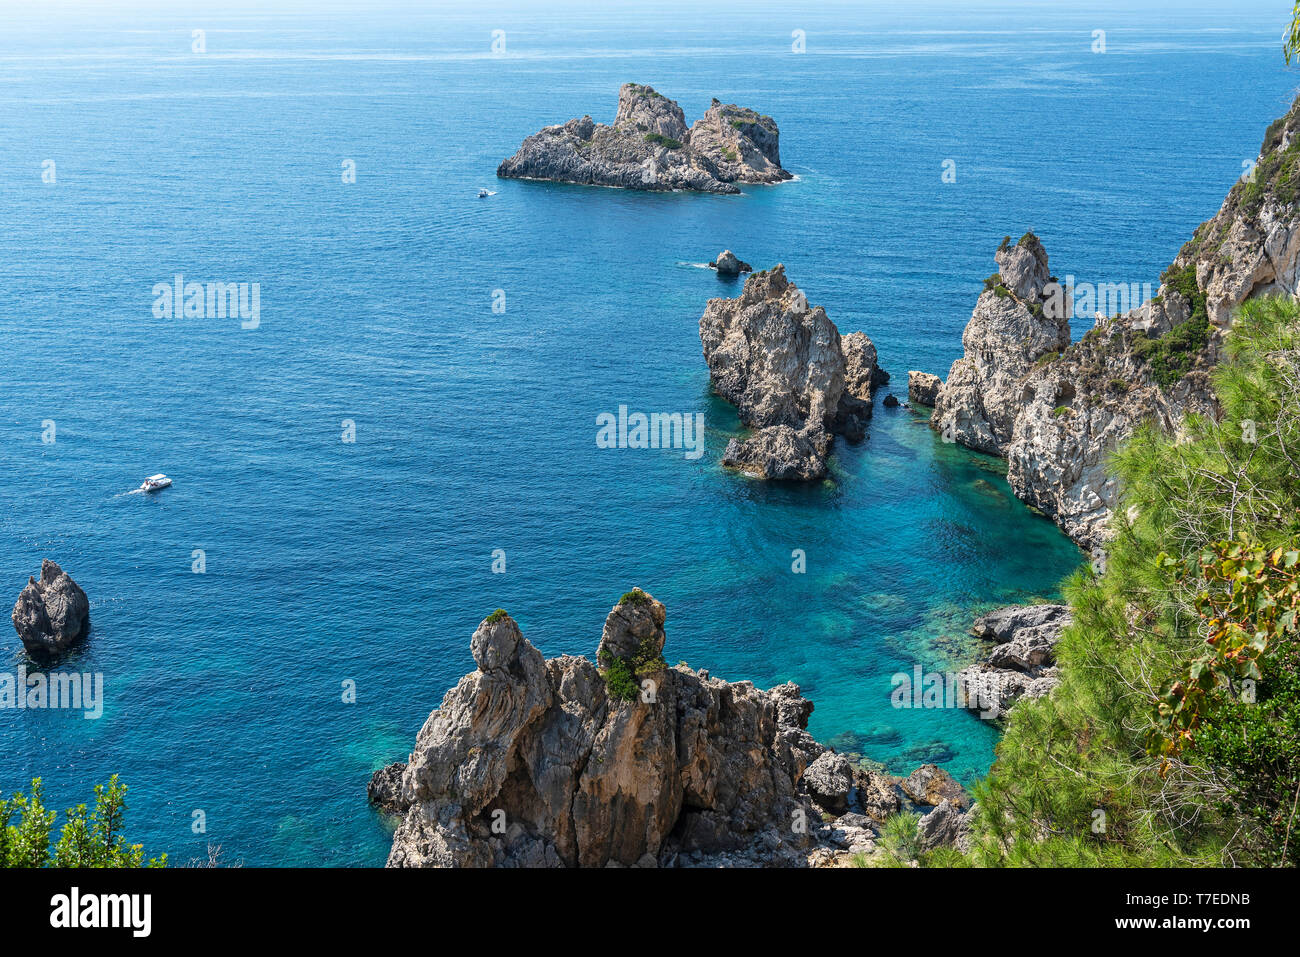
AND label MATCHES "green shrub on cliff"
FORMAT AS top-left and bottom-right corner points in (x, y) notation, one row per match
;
(1126, 262), (1213, 390)
(1, 776), (165, 868)
(643, 132), (683, 150)
(970, 295), (1300, 867)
